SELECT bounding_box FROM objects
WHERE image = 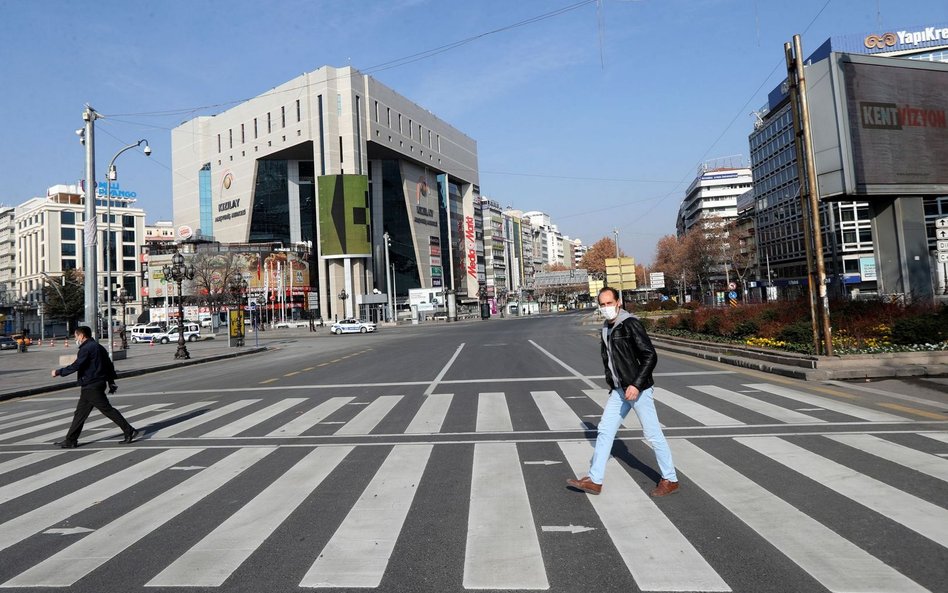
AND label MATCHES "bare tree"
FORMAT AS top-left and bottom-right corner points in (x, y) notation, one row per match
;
(189, 252), (244, 317)
(723, 219), (757, 301)
(653, 235), (685, 301)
